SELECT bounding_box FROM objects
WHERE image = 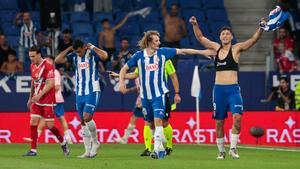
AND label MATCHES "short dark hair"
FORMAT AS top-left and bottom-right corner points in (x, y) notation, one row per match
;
(101, 18), (110, 24)
(72, 39), (84, 50)
(219, 26), (234, 36)
(63, 29), (72, 34)
(44, 55), (55, 61)
(279, 76), (289, 83)
(29, 46), (41, 53)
